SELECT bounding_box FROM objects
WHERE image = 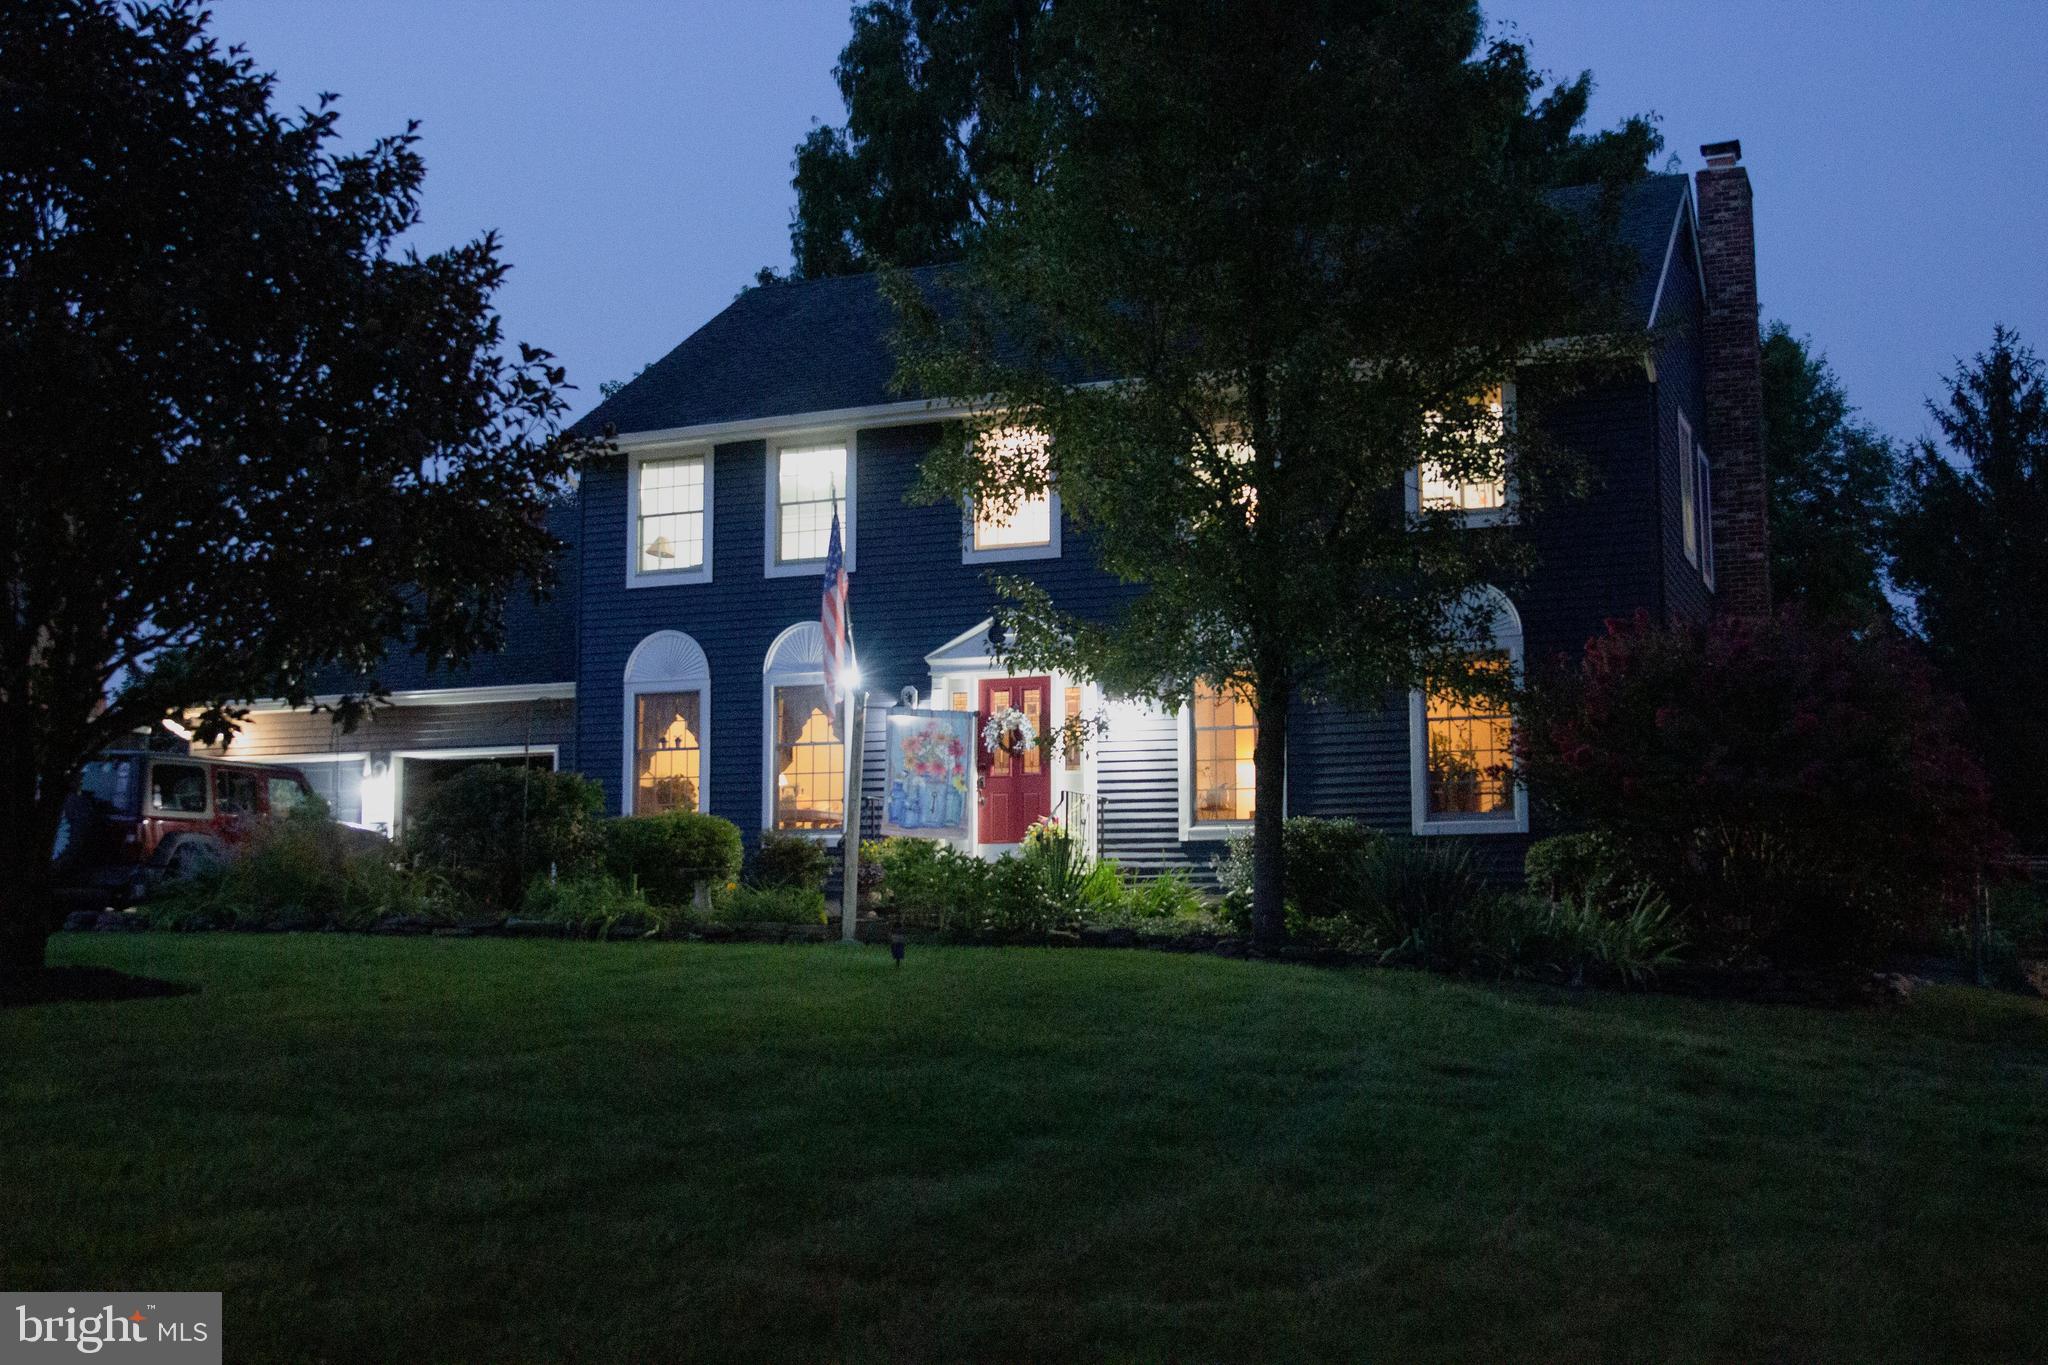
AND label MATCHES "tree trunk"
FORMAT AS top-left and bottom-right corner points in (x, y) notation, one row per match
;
(1248, 676), (1290, 946)
(0, 765), (62, 974)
